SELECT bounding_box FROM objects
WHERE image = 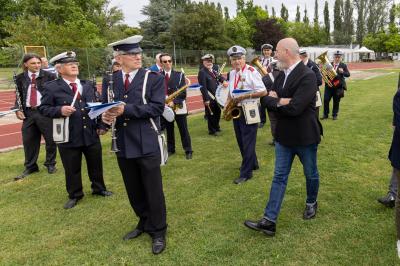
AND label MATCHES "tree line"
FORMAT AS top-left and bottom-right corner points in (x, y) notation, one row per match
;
(0, 0), (399, 54)
(140, 0), (400, 53)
